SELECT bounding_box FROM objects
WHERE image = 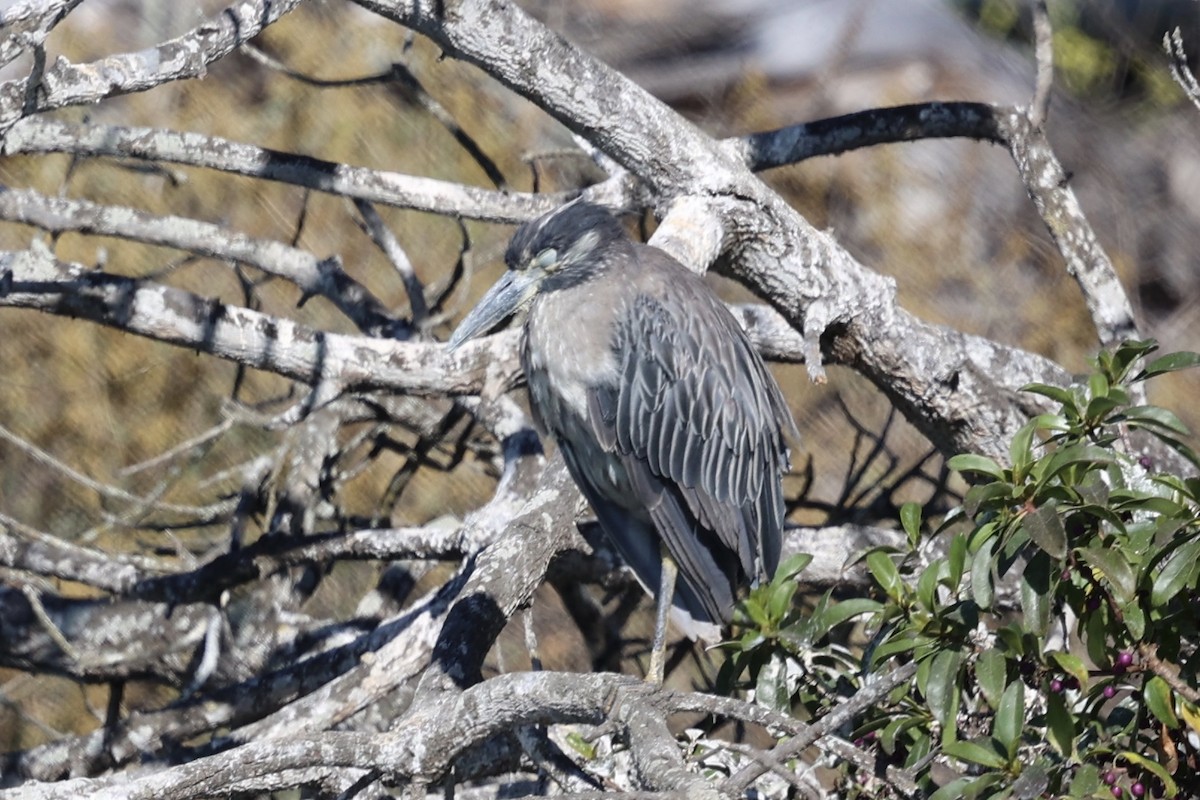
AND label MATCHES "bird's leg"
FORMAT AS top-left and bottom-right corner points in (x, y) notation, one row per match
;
(647, 555), (677, 684)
